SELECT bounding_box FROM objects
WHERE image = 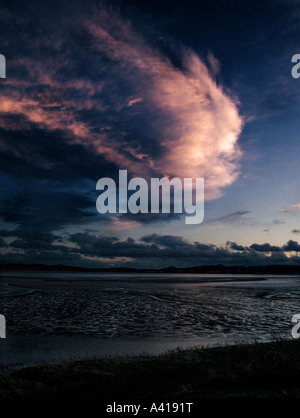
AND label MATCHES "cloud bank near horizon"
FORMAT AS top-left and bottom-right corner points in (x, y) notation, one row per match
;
(1, 228), (300, 268)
